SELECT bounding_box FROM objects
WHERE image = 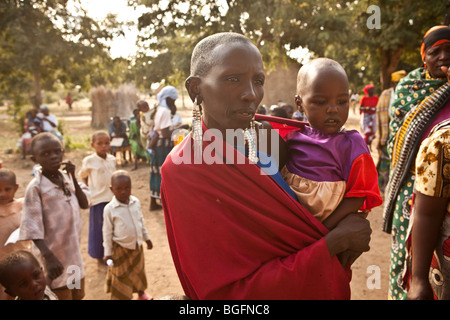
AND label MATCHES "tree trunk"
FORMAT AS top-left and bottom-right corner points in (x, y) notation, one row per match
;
(379, 47), (403, 91)
(32, 71), (42, 108)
